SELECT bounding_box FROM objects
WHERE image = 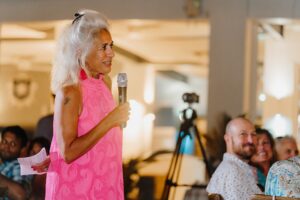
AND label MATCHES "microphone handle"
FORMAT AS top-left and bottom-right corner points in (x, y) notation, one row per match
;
(118, 87), (127, 104)
(118, 87), (127, 128)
